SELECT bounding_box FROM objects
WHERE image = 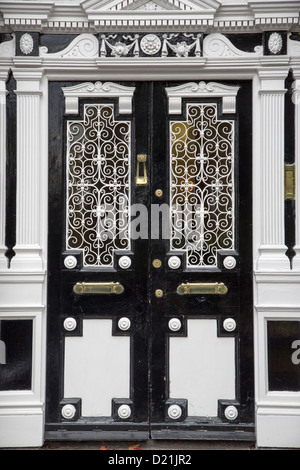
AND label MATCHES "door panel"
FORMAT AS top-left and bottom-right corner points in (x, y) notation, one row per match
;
(149, 81), (253, 438)
(46, 81), (254, 440)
